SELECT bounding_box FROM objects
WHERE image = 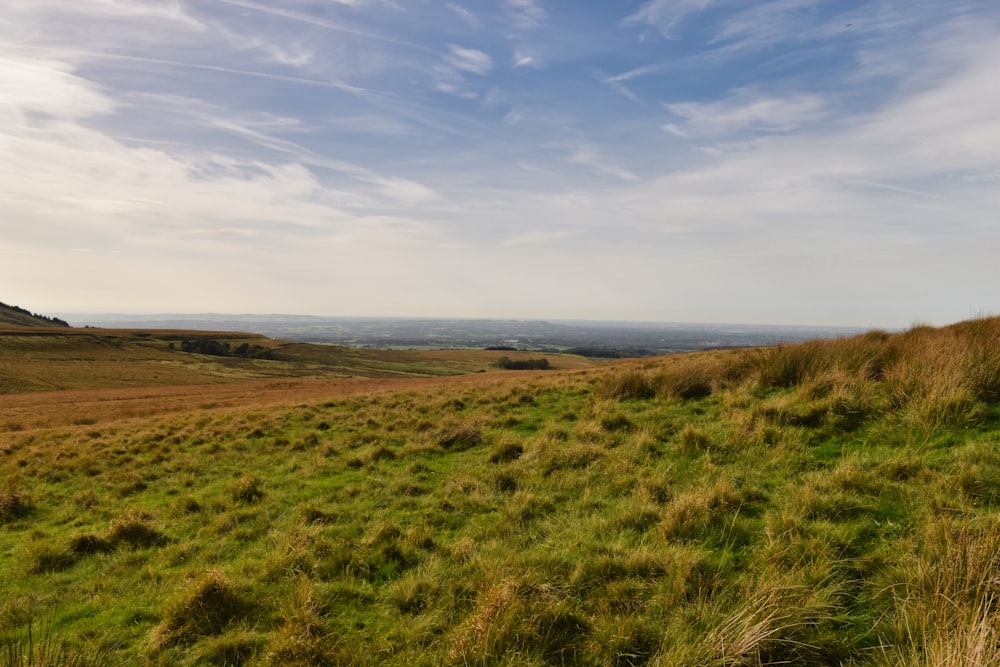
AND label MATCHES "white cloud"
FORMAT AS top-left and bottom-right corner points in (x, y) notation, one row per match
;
(662, 123), (687, 137)
(0, 57), (114, 122)
(664, 89), (828, 137)
(504, 0), (545, 33)
(570, 146), (638, 182)
(622, 0), (721, 37)
(446, 3), (481, 28)
(446, 45), (493, 75)
(513, 51), (539, 68)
